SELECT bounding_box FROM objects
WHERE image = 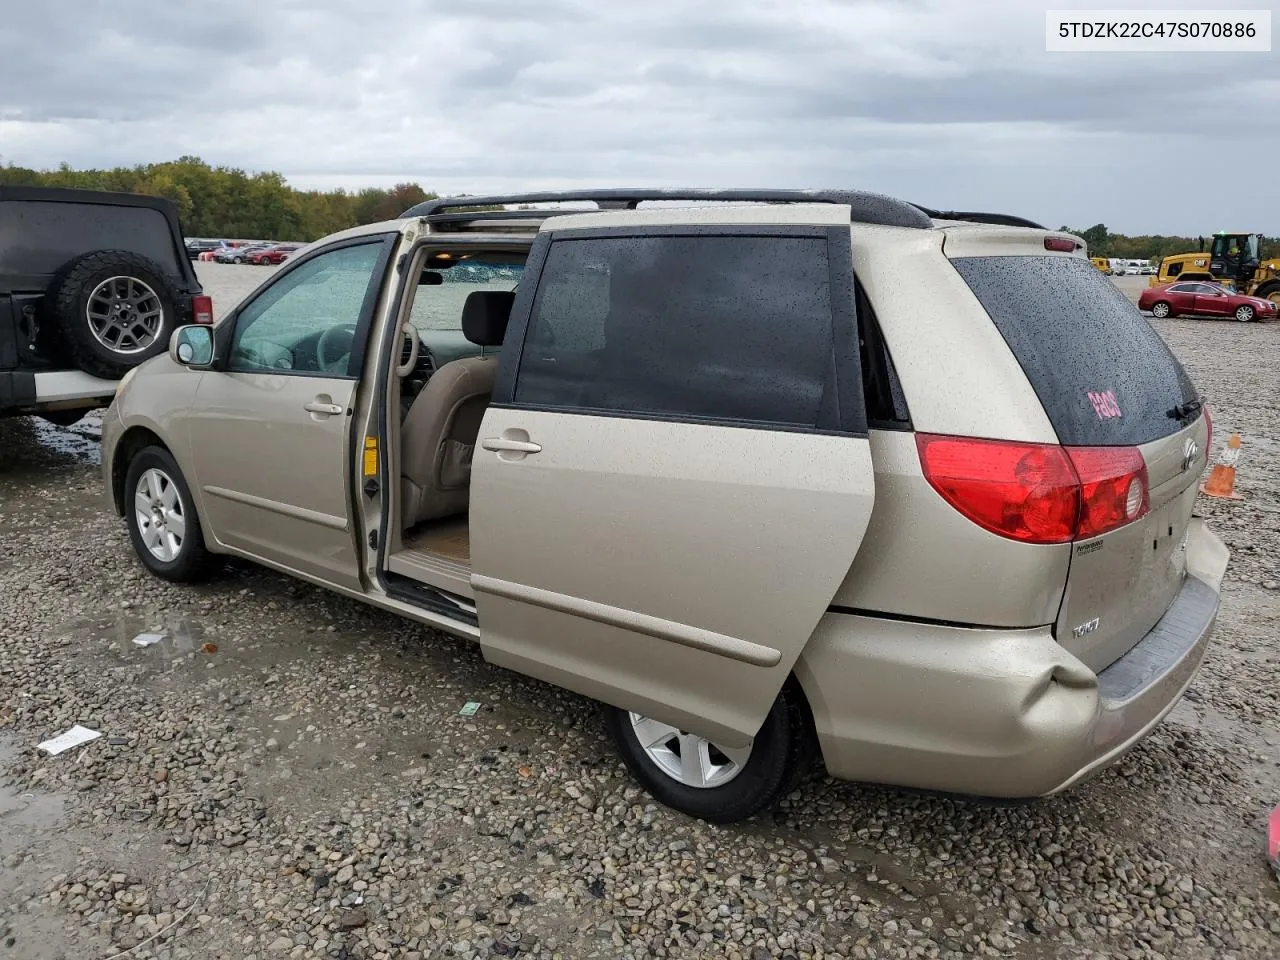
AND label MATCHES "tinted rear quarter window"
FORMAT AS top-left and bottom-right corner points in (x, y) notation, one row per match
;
(515, 234), (838, 428)
(951, 256), (1196, 446)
